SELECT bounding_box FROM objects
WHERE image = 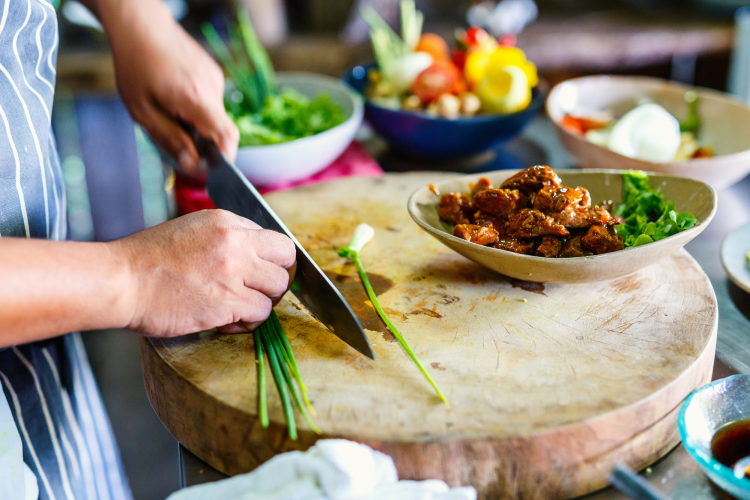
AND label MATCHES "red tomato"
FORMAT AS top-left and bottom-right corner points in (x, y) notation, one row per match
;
(415, 33), (450, 61)
(411, 60), (465, 103)
(463, 26), (491, 47)
(451, 47), (467, 70)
